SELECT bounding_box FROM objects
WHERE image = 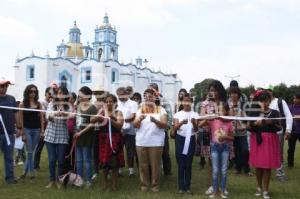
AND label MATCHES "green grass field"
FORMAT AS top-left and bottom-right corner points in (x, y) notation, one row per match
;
(1, 140), (300, 199)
